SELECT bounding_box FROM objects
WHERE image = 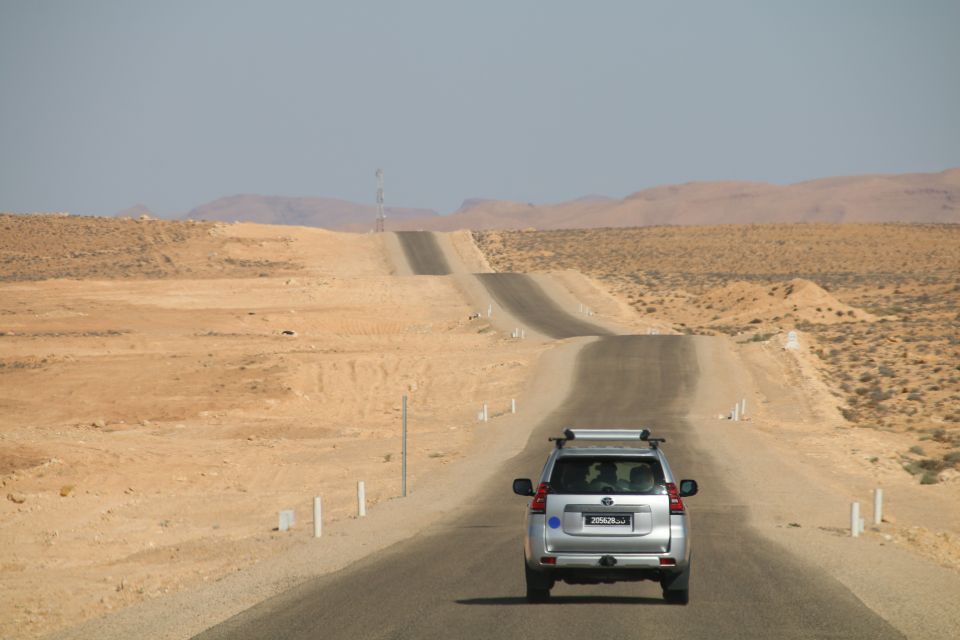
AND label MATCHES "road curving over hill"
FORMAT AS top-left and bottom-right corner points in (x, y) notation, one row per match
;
(397, 231), (614, 338)
(194, 234), (903, 640)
